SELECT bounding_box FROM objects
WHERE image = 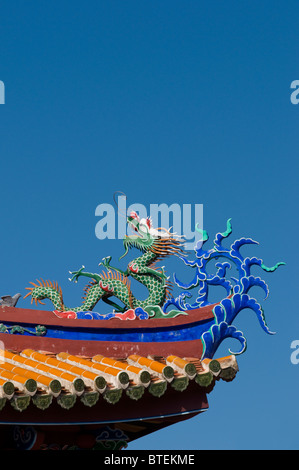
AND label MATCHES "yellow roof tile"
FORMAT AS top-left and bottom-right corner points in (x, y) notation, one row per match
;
(0, 348), (238, 411)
